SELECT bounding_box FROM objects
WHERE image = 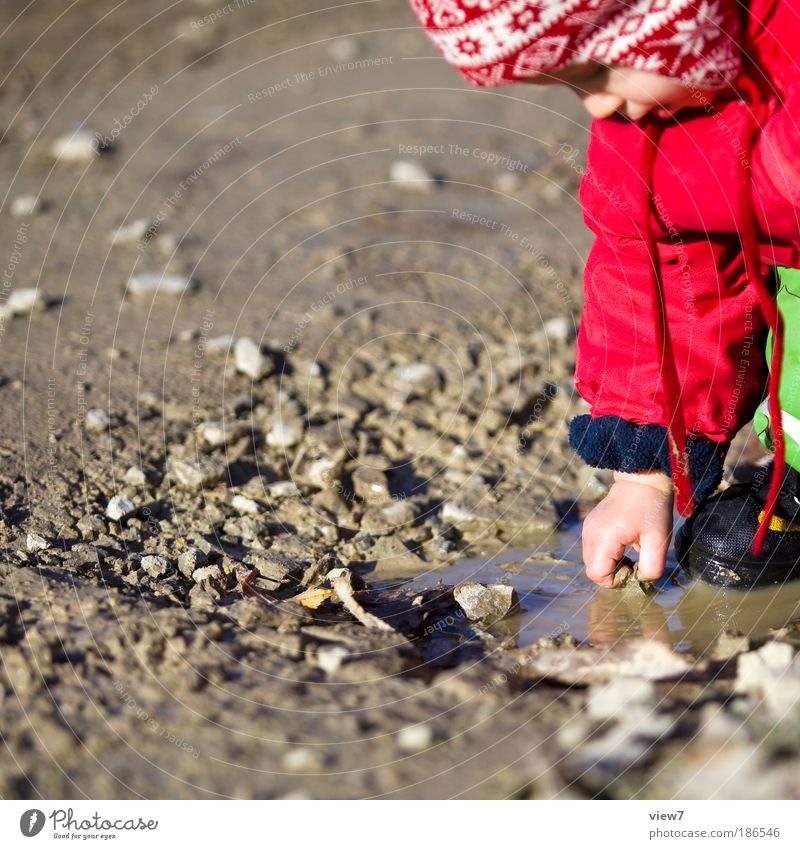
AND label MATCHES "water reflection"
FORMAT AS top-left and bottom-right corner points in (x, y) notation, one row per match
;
(403, 528), (800, 654)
